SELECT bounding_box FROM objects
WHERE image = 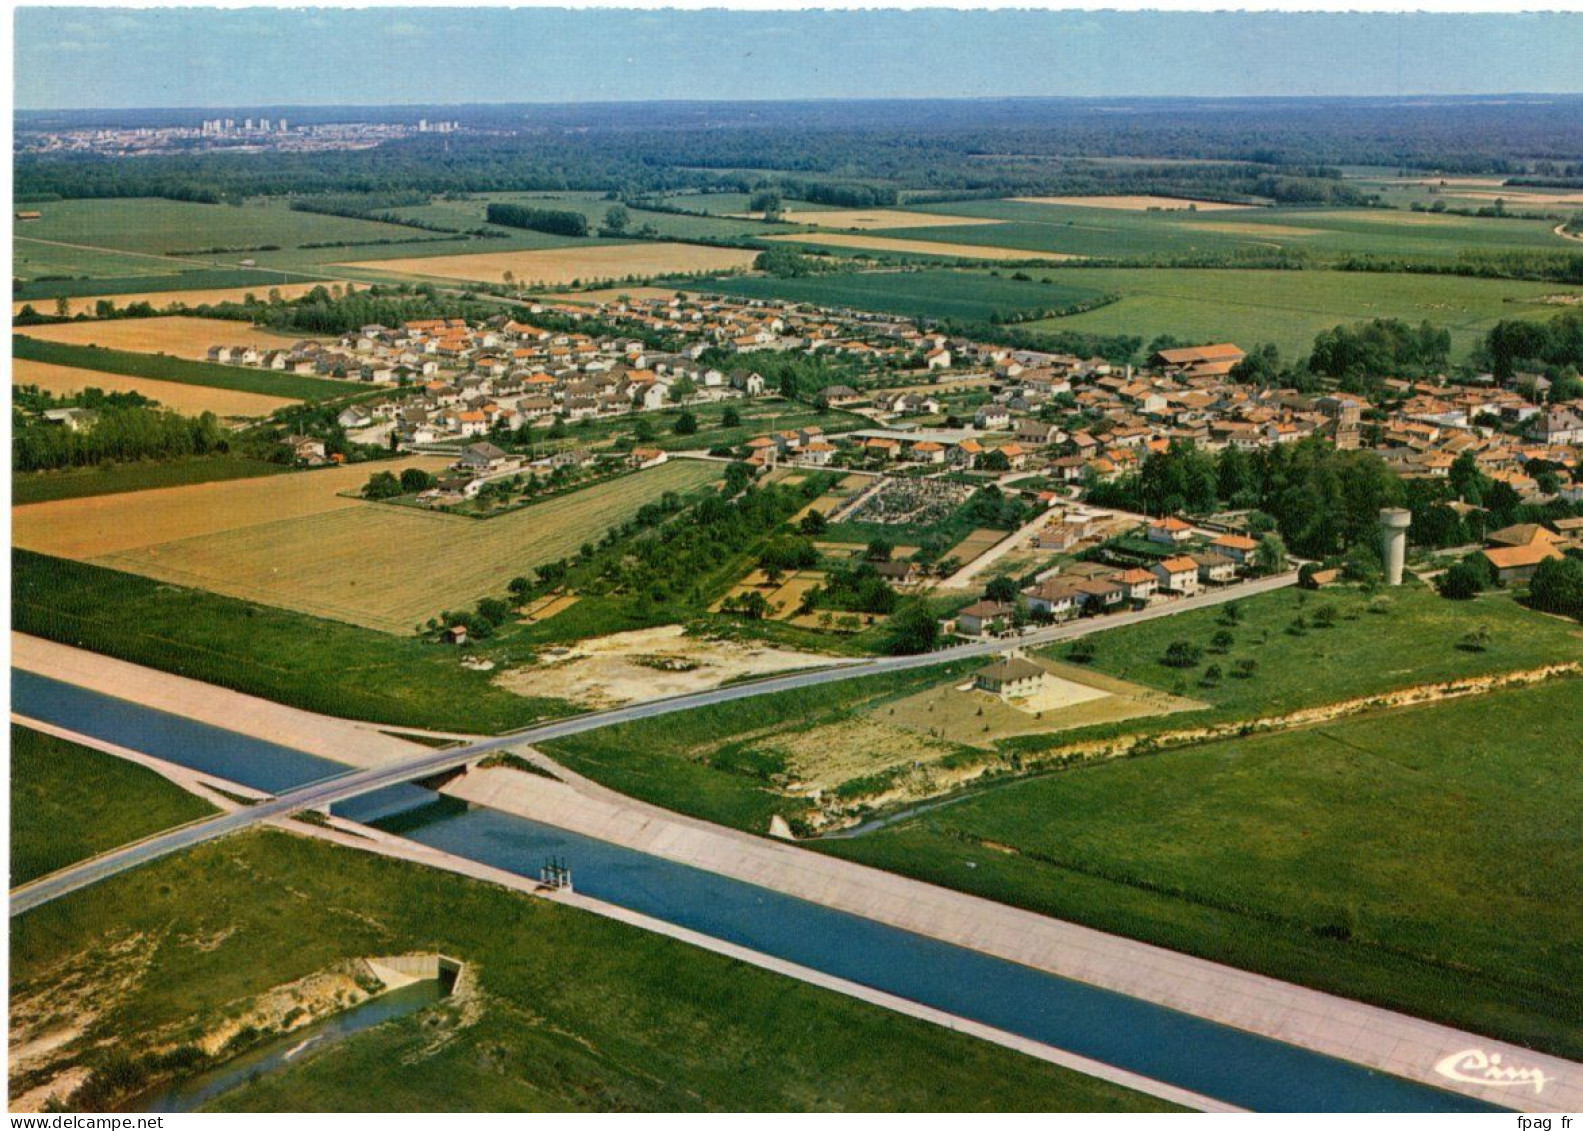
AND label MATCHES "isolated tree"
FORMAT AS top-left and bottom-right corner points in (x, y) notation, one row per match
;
(886, 598), (940, 655)
(1254, 533), (1289, 576)
(985, 576), (1019, 604)
(722, 406), (742, 428)
(799, 512), (829, 537)
(1527, 556), (1583, 619)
